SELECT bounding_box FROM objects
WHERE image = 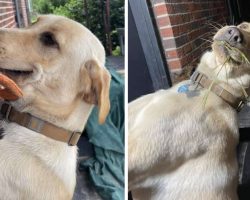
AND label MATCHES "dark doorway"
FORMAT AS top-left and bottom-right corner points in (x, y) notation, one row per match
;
(227, 0), (250, 24)
(128, 0), (171, 102)
(238, 0), (250, 22)
(128, 3), (154, 102)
